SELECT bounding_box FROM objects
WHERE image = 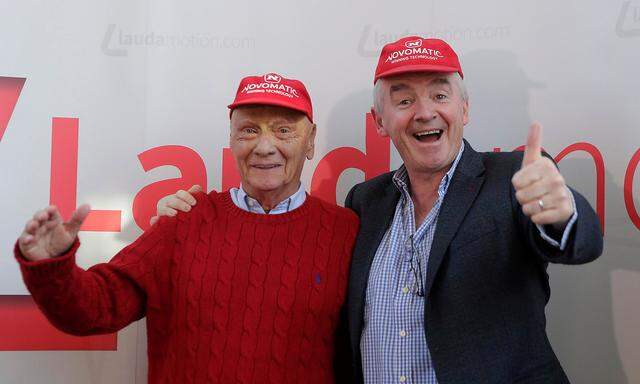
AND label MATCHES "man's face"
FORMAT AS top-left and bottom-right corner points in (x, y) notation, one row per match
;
(230, 105), (315, 201)
(373, 72), (469, 175)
